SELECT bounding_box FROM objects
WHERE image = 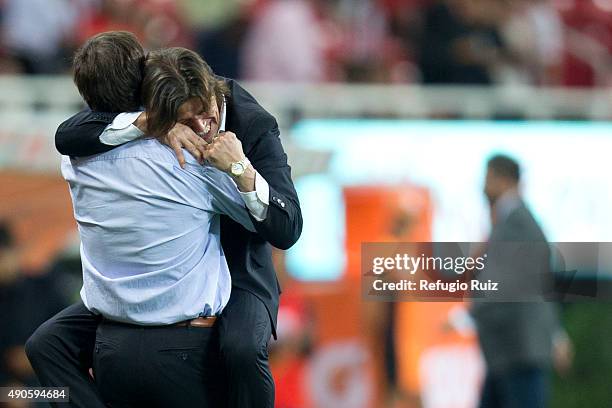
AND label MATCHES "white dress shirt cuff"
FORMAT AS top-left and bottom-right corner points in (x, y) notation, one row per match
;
(239, 171), (270, 221)
(99, 112), (144, 146)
